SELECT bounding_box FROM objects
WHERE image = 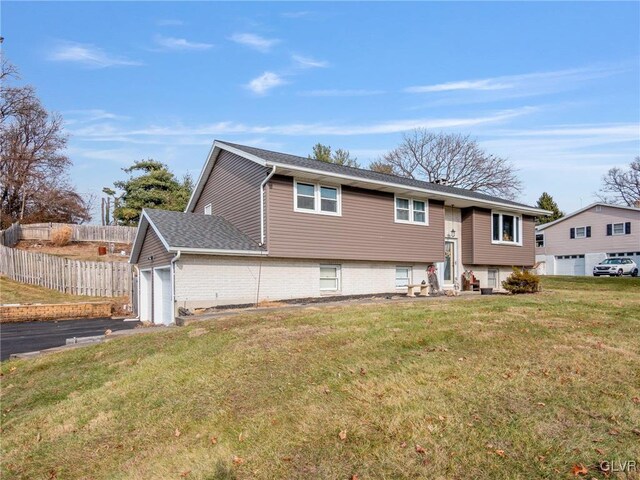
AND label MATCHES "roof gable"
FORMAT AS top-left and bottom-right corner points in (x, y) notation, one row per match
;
(536, 203), (640, 231)
(130, 209), (265, 263)
(186, 140), (551, 216)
